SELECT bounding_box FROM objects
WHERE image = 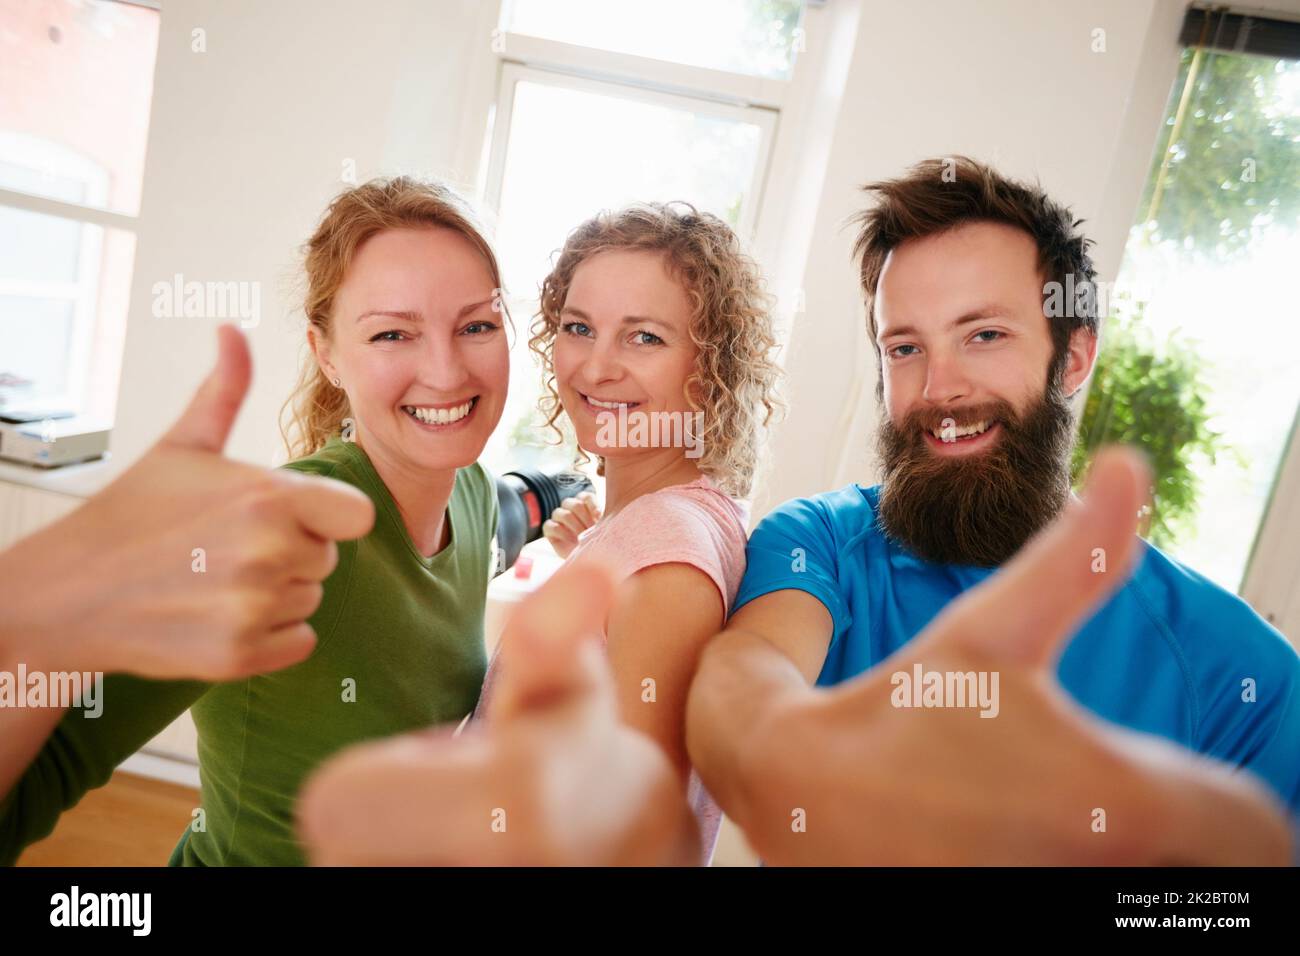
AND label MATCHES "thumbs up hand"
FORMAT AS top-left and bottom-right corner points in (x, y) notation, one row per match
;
(730, 448), (1294, 865)
(0, 325), (374, 681)
(298, 562), (700, 866)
